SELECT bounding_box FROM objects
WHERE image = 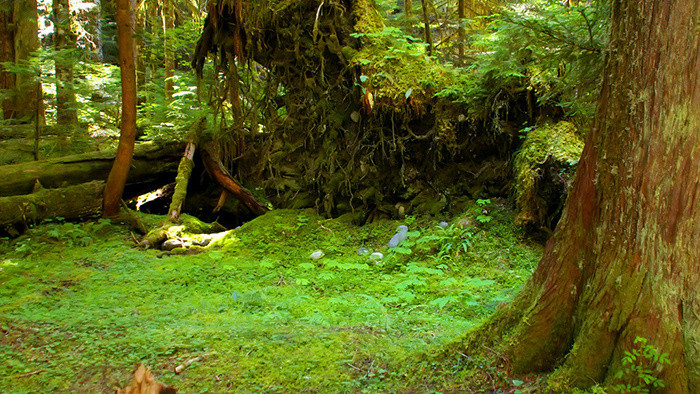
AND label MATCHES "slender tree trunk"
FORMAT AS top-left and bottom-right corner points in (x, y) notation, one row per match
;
(53, 0), (78, 126)
(420, 0), (433, 56)
(404, 0), (411, 17)
(163, 1), (175, 100)
(135, 6), (147, 90)
(84, 0), (104, 61)
(457, 0), (465, 62)
(103, 0), (138, 217)
(465, 0), (699, 391)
